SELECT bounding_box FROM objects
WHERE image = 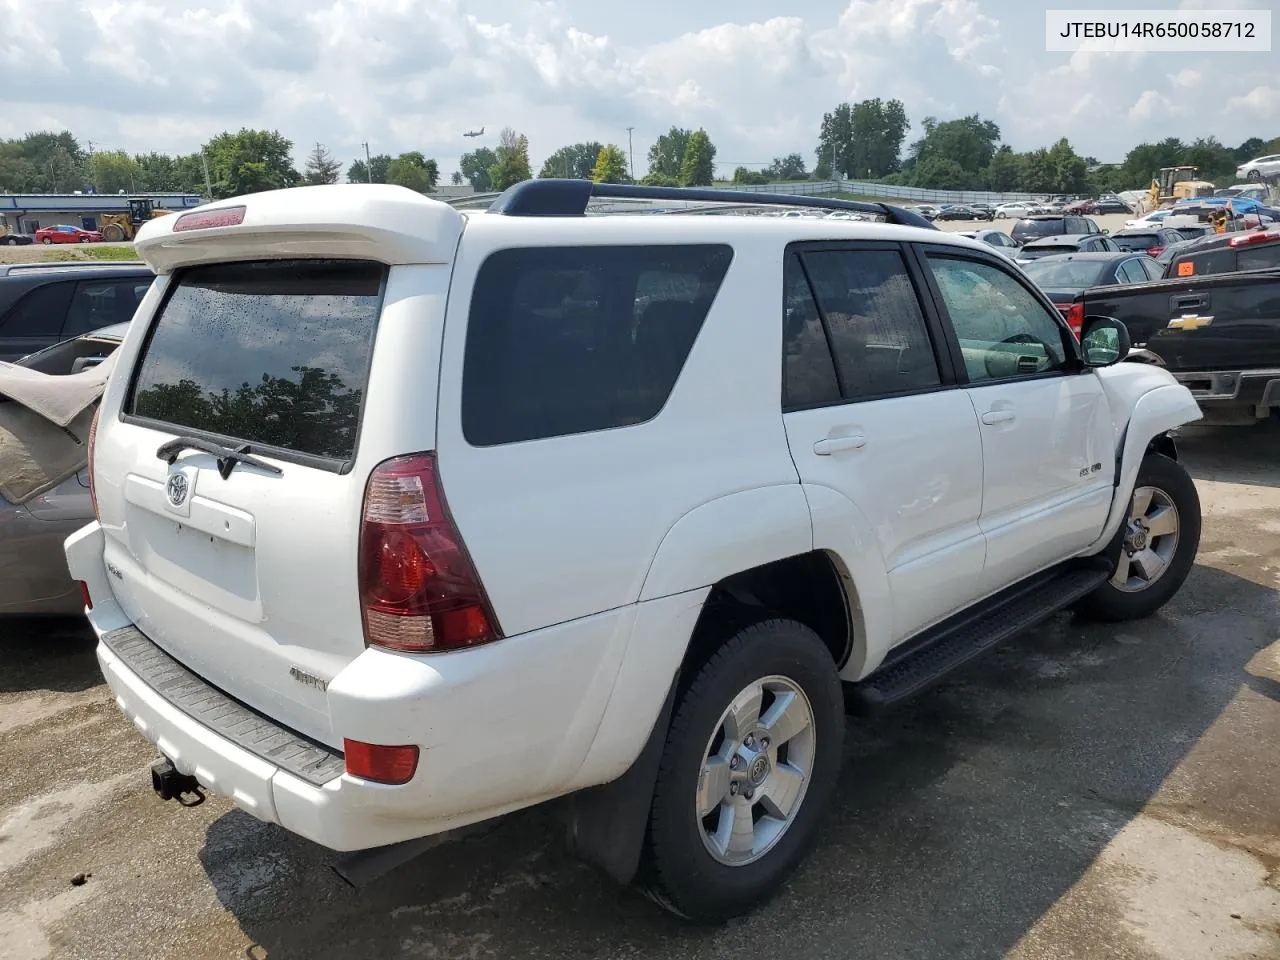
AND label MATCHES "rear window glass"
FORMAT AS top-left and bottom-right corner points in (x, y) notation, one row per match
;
(1019, 244), (1078, 260)
(462, 244), (733, 446)
(1238, 243), (1280, 272)
(1019, 258), (1106, 288)
(1112, 234), (1159, 252)
(1012, 219), (1064, 239)
(127, 259), (385, 463)
(1171, 249), (1234, 277)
